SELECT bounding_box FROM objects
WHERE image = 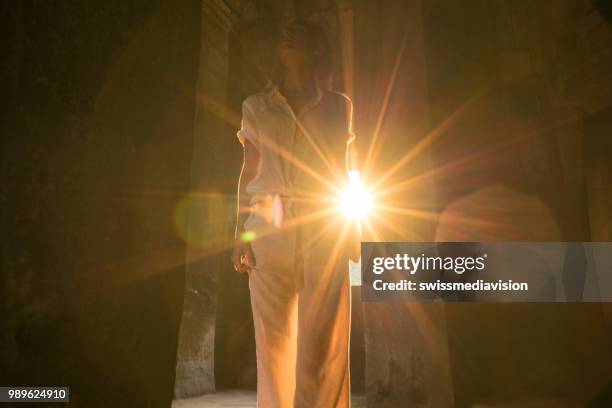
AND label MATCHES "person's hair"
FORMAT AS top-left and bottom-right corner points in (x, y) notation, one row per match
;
(267, 19), (332, 90)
